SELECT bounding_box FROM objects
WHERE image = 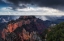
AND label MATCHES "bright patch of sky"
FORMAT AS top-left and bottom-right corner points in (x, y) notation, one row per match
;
(0, 6), (64, 15)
